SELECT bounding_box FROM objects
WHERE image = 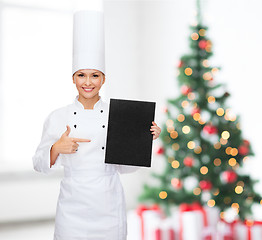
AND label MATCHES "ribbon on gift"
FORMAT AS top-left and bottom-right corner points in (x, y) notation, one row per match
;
(179, 202), (209, 240)
(219, 218), (238, 240)
(137, 204), (163, 240)
(155, 228), (176, 240)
